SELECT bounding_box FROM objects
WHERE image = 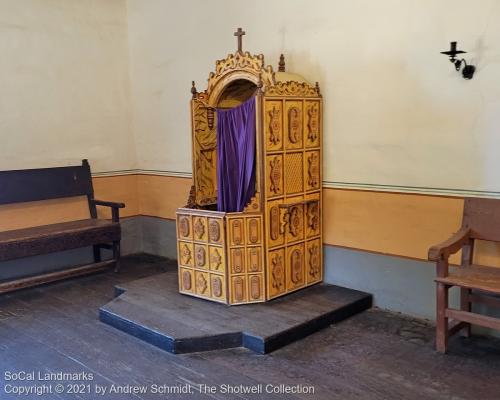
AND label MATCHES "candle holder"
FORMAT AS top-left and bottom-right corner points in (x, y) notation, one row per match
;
(440, 41), (475, 80)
